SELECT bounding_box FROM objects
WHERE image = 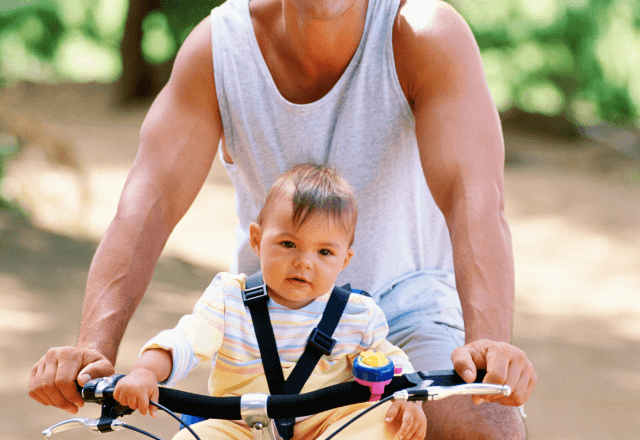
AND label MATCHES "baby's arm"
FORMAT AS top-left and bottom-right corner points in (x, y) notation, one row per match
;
(113, 349), (172, 417)
(385, 401), (427, 440)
